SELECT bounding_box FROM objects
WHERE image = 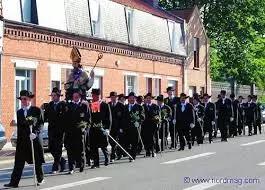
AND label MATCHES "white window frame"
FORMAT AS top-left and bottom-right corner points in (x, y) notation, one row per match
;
(154, 78), (161, 96)
(167, 20), (176, 53)
(49, 64), (61, 92)
(125, 7), (134, 44)
(124, 75), (138, 96)
(89, 0), (104, 38)
(167, 79), (178, 96)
